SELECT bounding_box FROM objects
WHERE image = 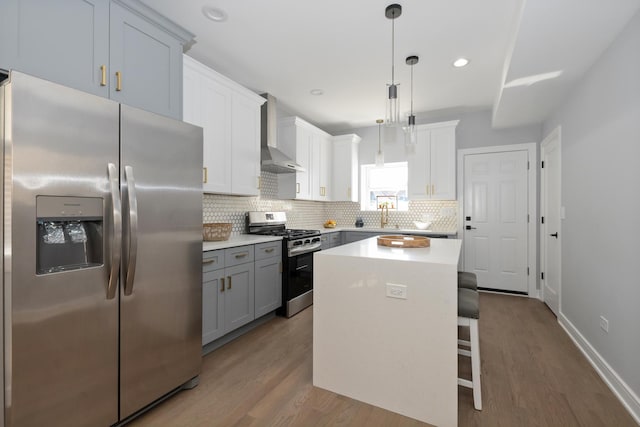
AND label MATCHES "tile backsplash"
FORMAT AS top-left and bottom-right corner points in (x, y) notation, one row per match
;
(203, 172), (458, 235)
